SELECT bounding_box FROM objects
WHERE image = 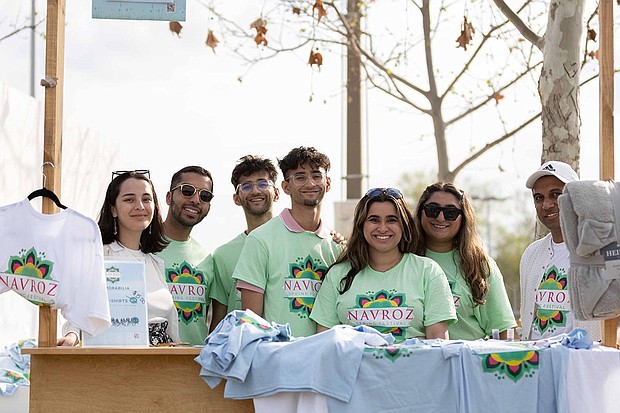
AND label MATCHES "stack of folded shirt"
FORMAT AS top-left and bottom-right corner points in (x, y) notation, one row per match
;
(559, 180), (620, 320)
